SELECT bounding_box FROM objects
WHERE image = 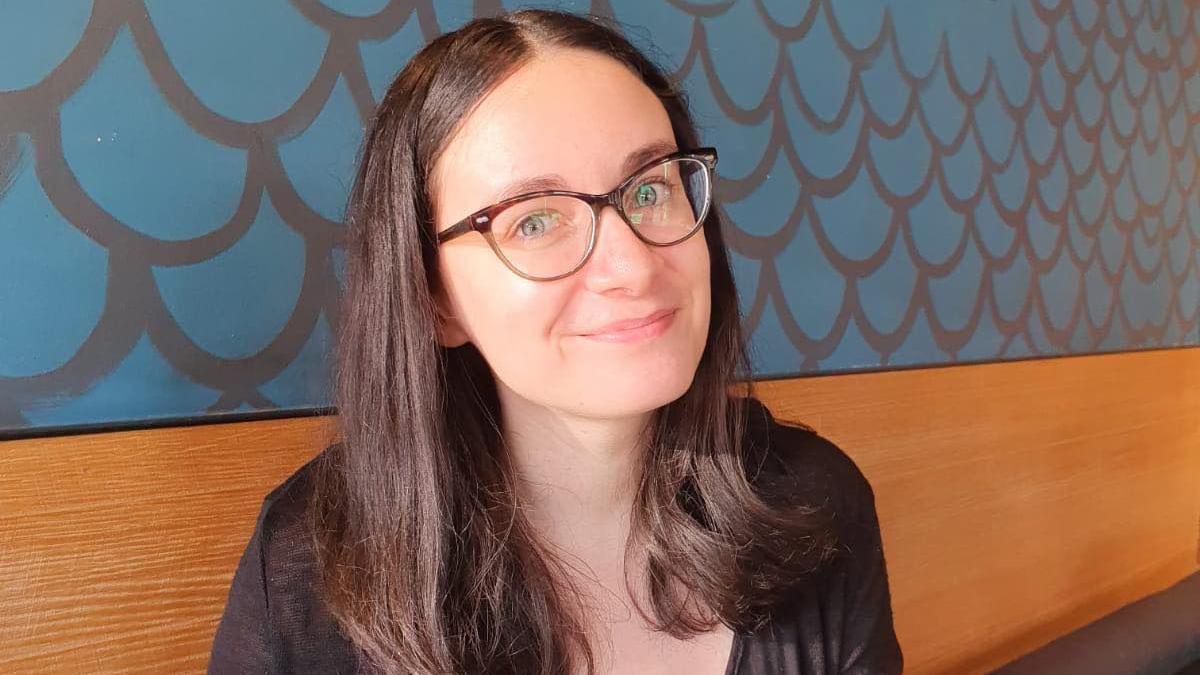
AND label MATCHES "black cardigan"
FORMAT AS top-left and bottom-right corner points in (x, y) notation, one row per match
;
(208, 400), (903, 674)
